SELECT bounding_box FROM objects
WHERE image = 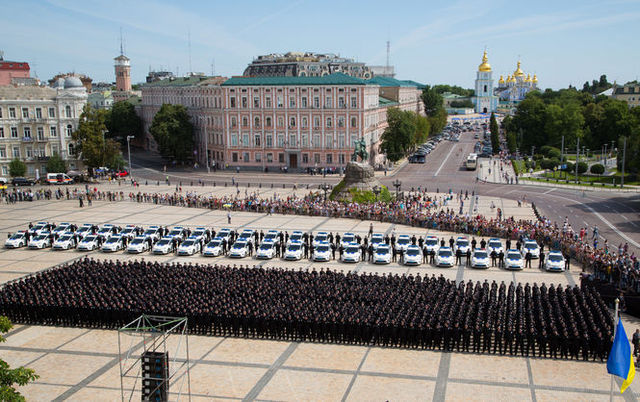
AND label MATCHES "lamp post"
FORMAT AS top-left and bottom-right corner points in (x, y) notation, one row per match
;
(392, 179), (402, 200)
(126, 135), (134, 182)
(320, 183), (332, 202)
(372, 185), (381, 202)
